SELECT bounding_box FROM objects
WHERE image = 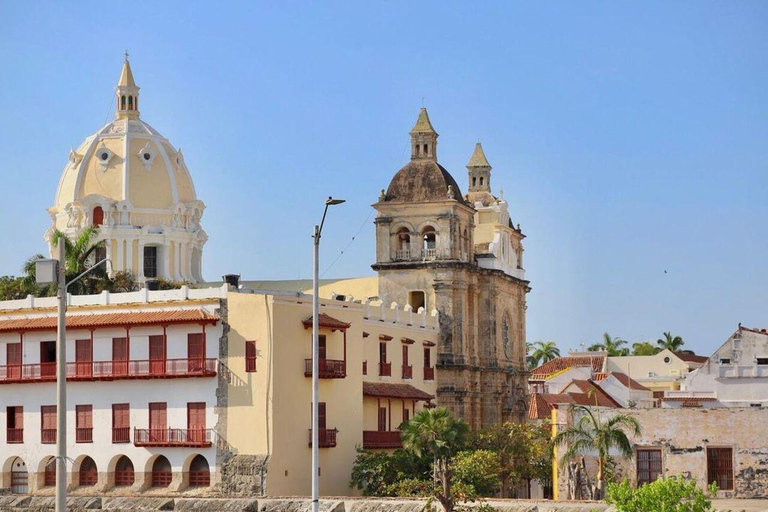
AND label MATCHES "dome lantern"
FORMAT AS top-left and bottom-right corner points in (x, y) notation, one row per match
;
(410, 108), (438, 162)
(115, 52), (140, 120)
